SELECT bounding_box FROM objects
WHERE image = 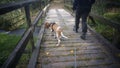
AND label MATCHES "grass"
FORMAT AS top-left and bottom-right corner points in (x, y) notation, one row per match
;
(16, 53), (31, 68)
(104, 12), (120, 23)
(16, 36), (38, 67)
(0, 33), (20, 67)
(0, 33), (38, 67)
(37, 18), (44, 26)
(88, 19), (115, 42)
